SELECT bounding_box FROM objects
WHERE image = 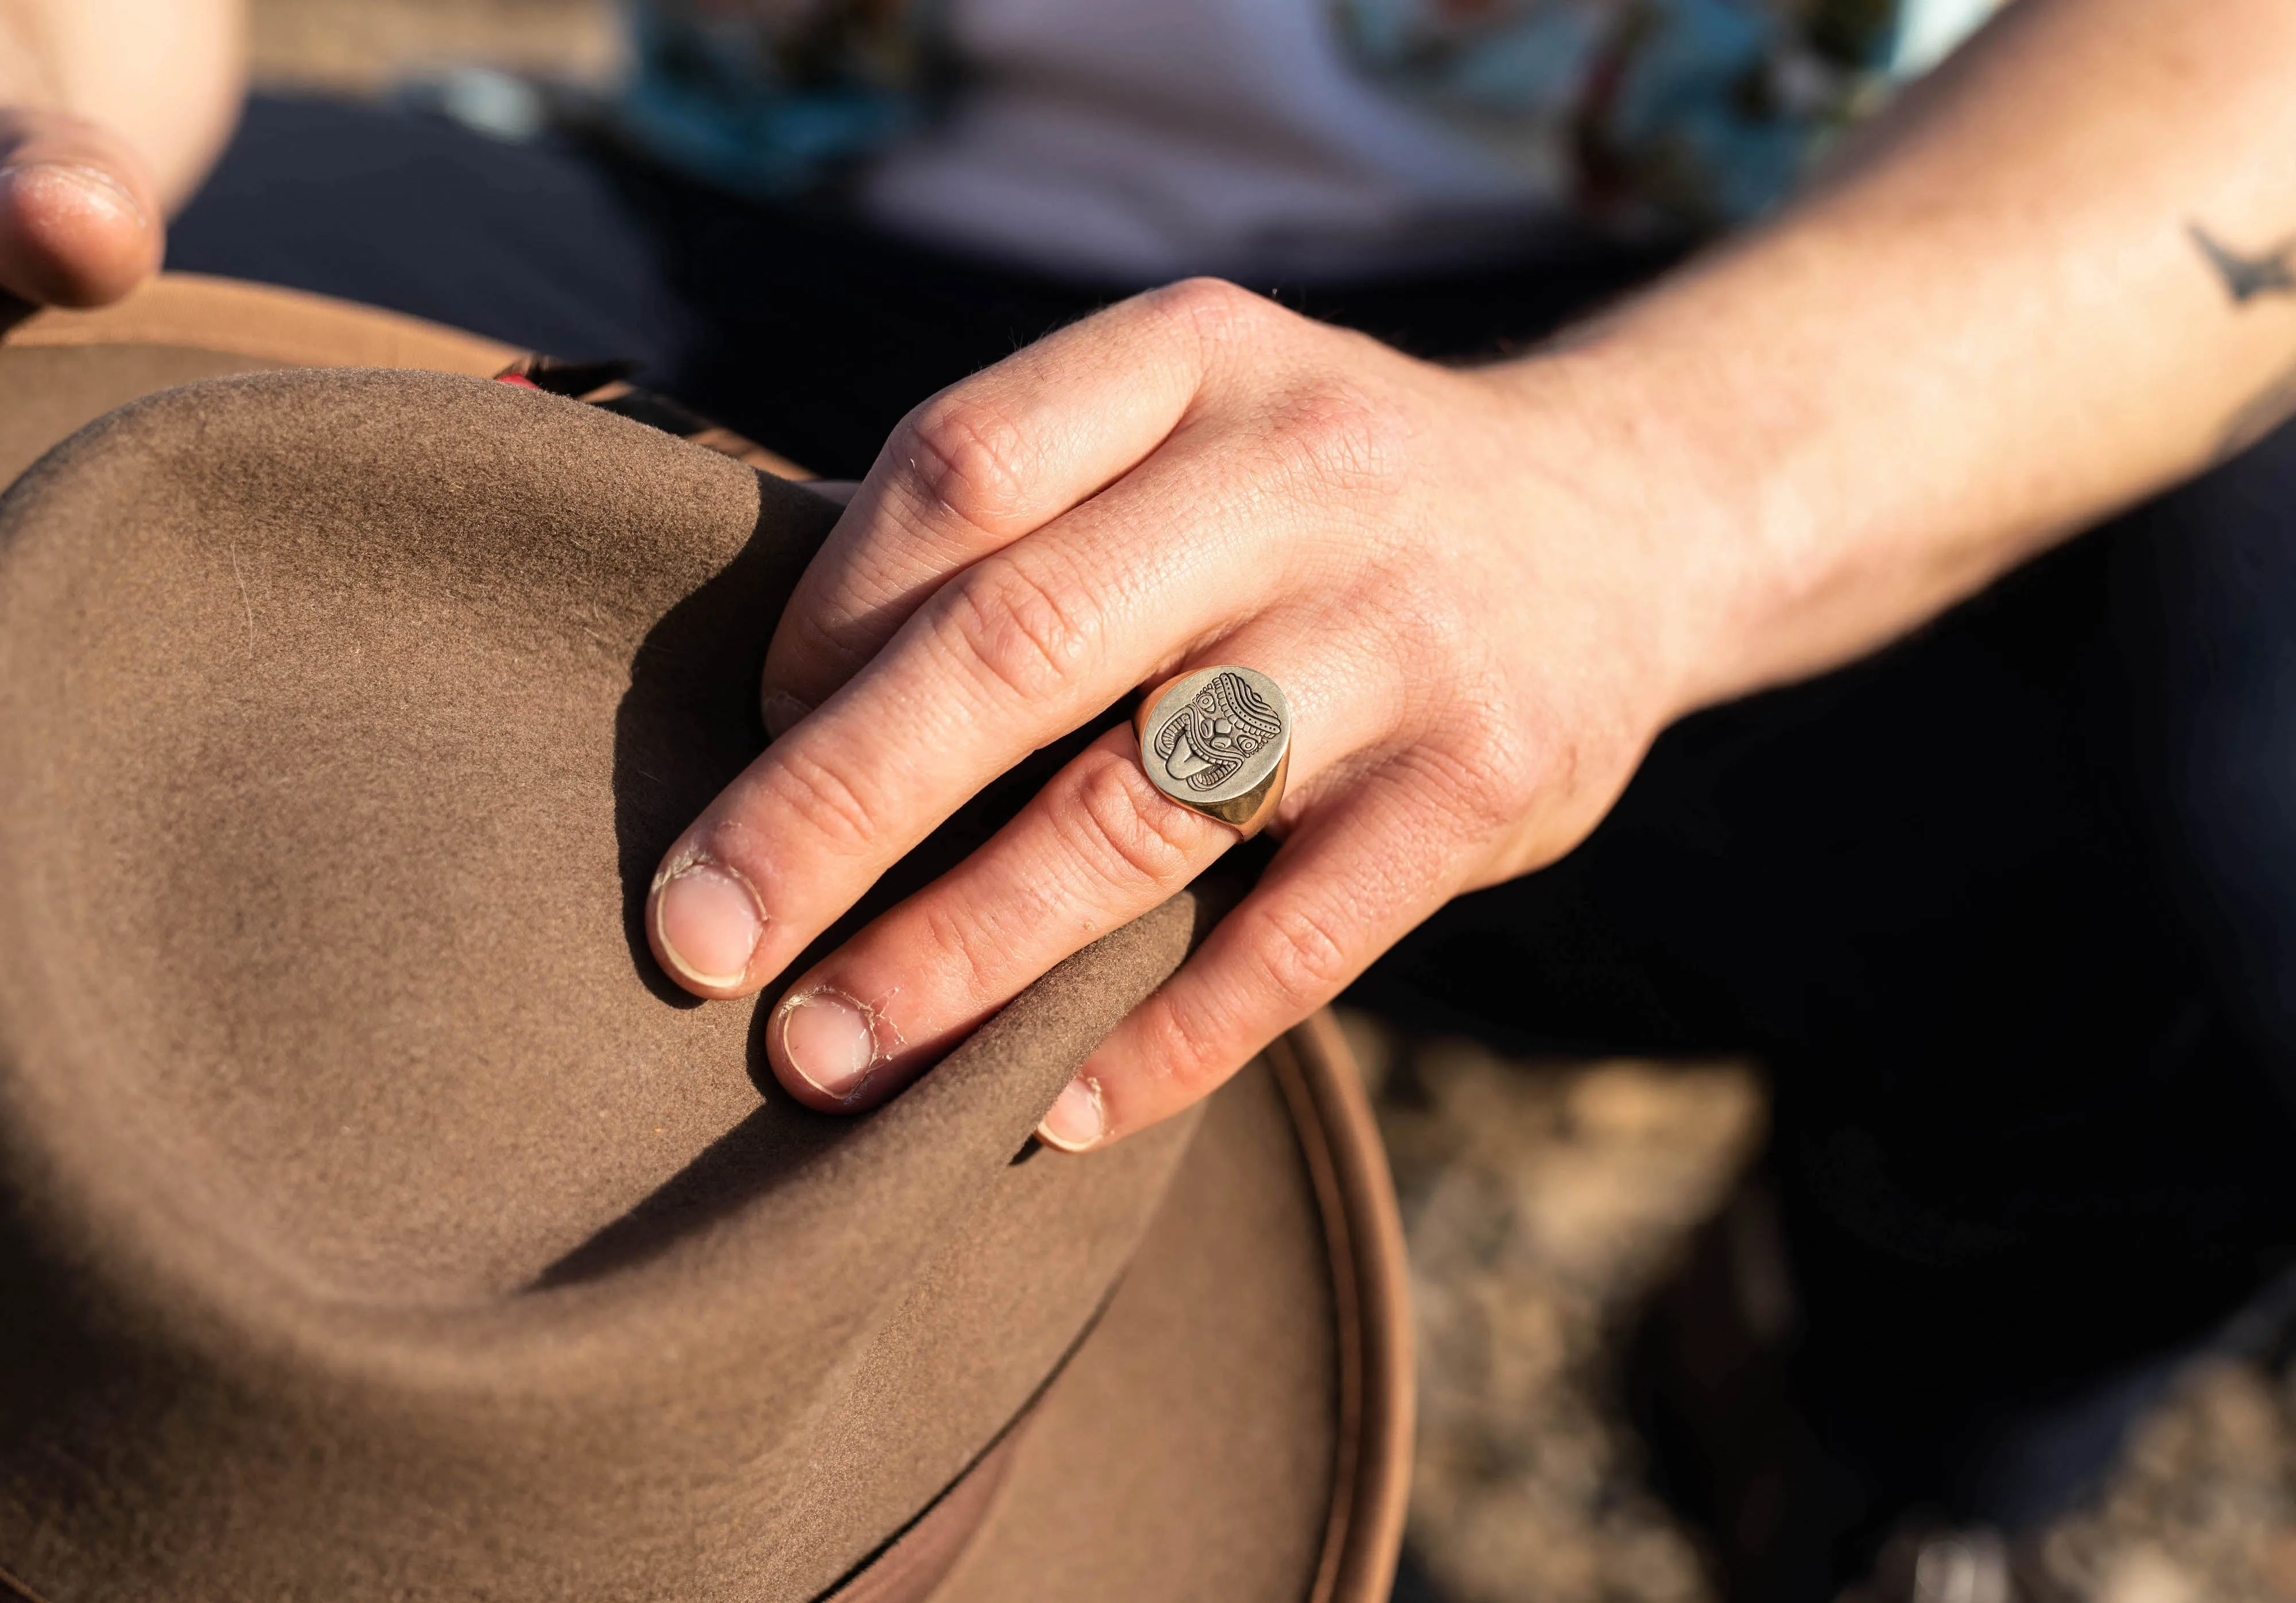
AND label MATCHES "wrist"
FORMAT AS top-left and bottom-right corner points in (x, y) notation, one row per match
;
(1480, 316), (1805, 727)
